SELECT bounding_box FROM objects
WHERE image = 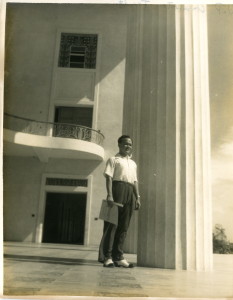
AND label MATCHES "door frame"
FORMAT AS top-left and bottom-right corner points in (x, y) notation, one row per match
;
(35, 173), (92, 246)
